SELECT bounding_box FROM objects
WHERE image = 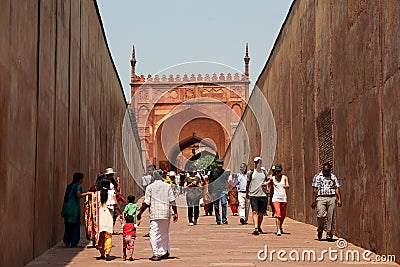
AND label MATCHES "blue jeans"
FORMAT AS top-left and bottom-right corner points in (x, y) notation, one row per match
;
(212, 191), (227, 223)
